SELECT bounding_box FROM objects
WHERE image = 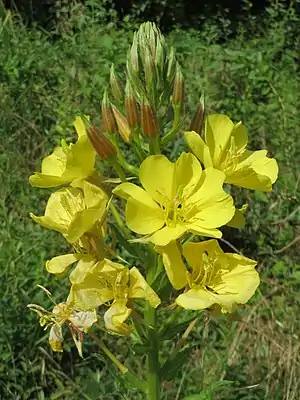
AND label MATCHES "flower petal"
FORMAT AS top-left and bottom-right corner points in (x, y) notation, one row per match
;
(125, 196), (165, 235)
(139, 155), (175, 204)
(173, 152), (203, 199)
(226, 207), (246, 229)
(129, 267), (161, 307)
(155, 241), (188, 289)
(184, 131), (213, 168)
(227, 150), (279, 191)
(176, 287), (216, 310)
(205, 114), (235, 166)
(46, 253), (82, 274)
(211, 253), (259, 307)
(104, 300), (132, 335)
(73, 116), (87, 139)
(49, 324), (63, 352)
(69, 256), (97, 284)
(149, 224), (187, 246)
(69, 309), (97, 333)
(183, 239), (221, 272)
(186, 168), (235, 230)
